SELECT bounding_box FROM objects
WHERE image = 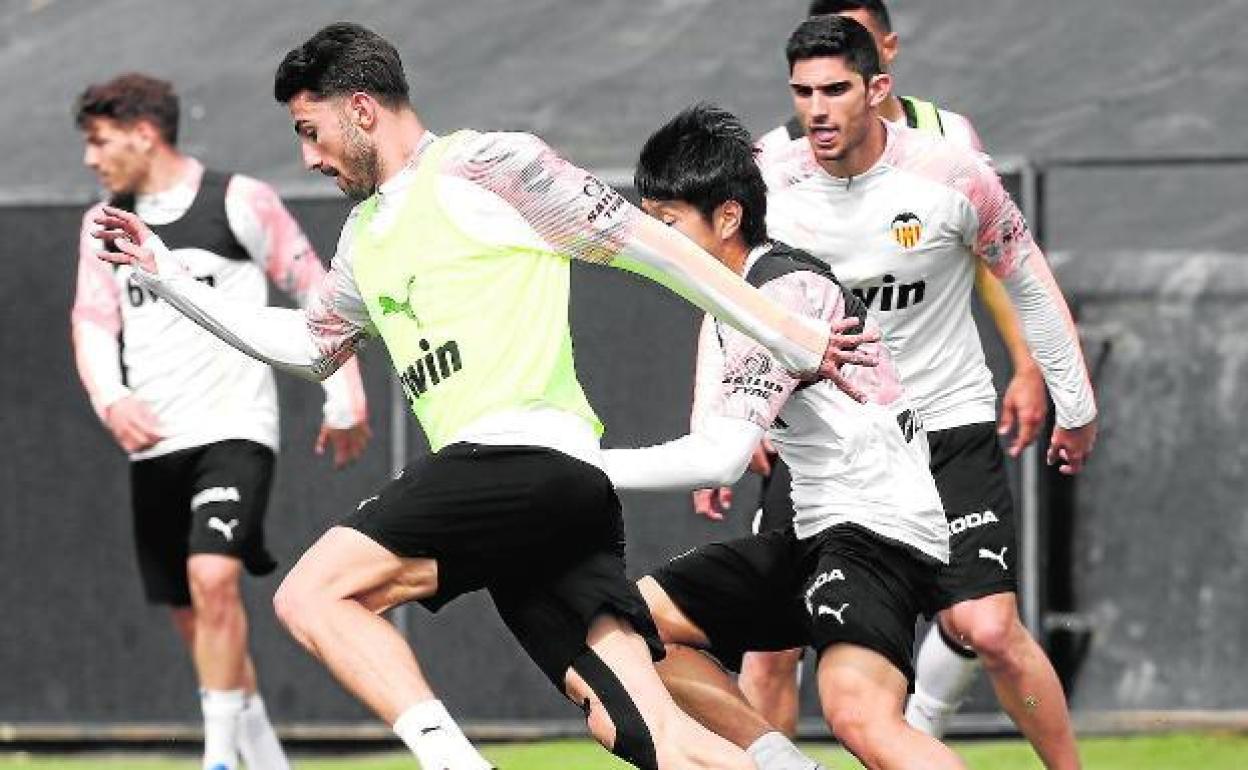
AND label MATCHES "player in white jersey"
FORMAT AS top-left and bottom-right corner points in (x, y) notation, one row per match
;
(604, 103), (964, 770)
(70, 73), (370, 770)
(760, 17), (1098, 770)
(90, 24), (878, 770)
(732, 0), (1052, 740)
